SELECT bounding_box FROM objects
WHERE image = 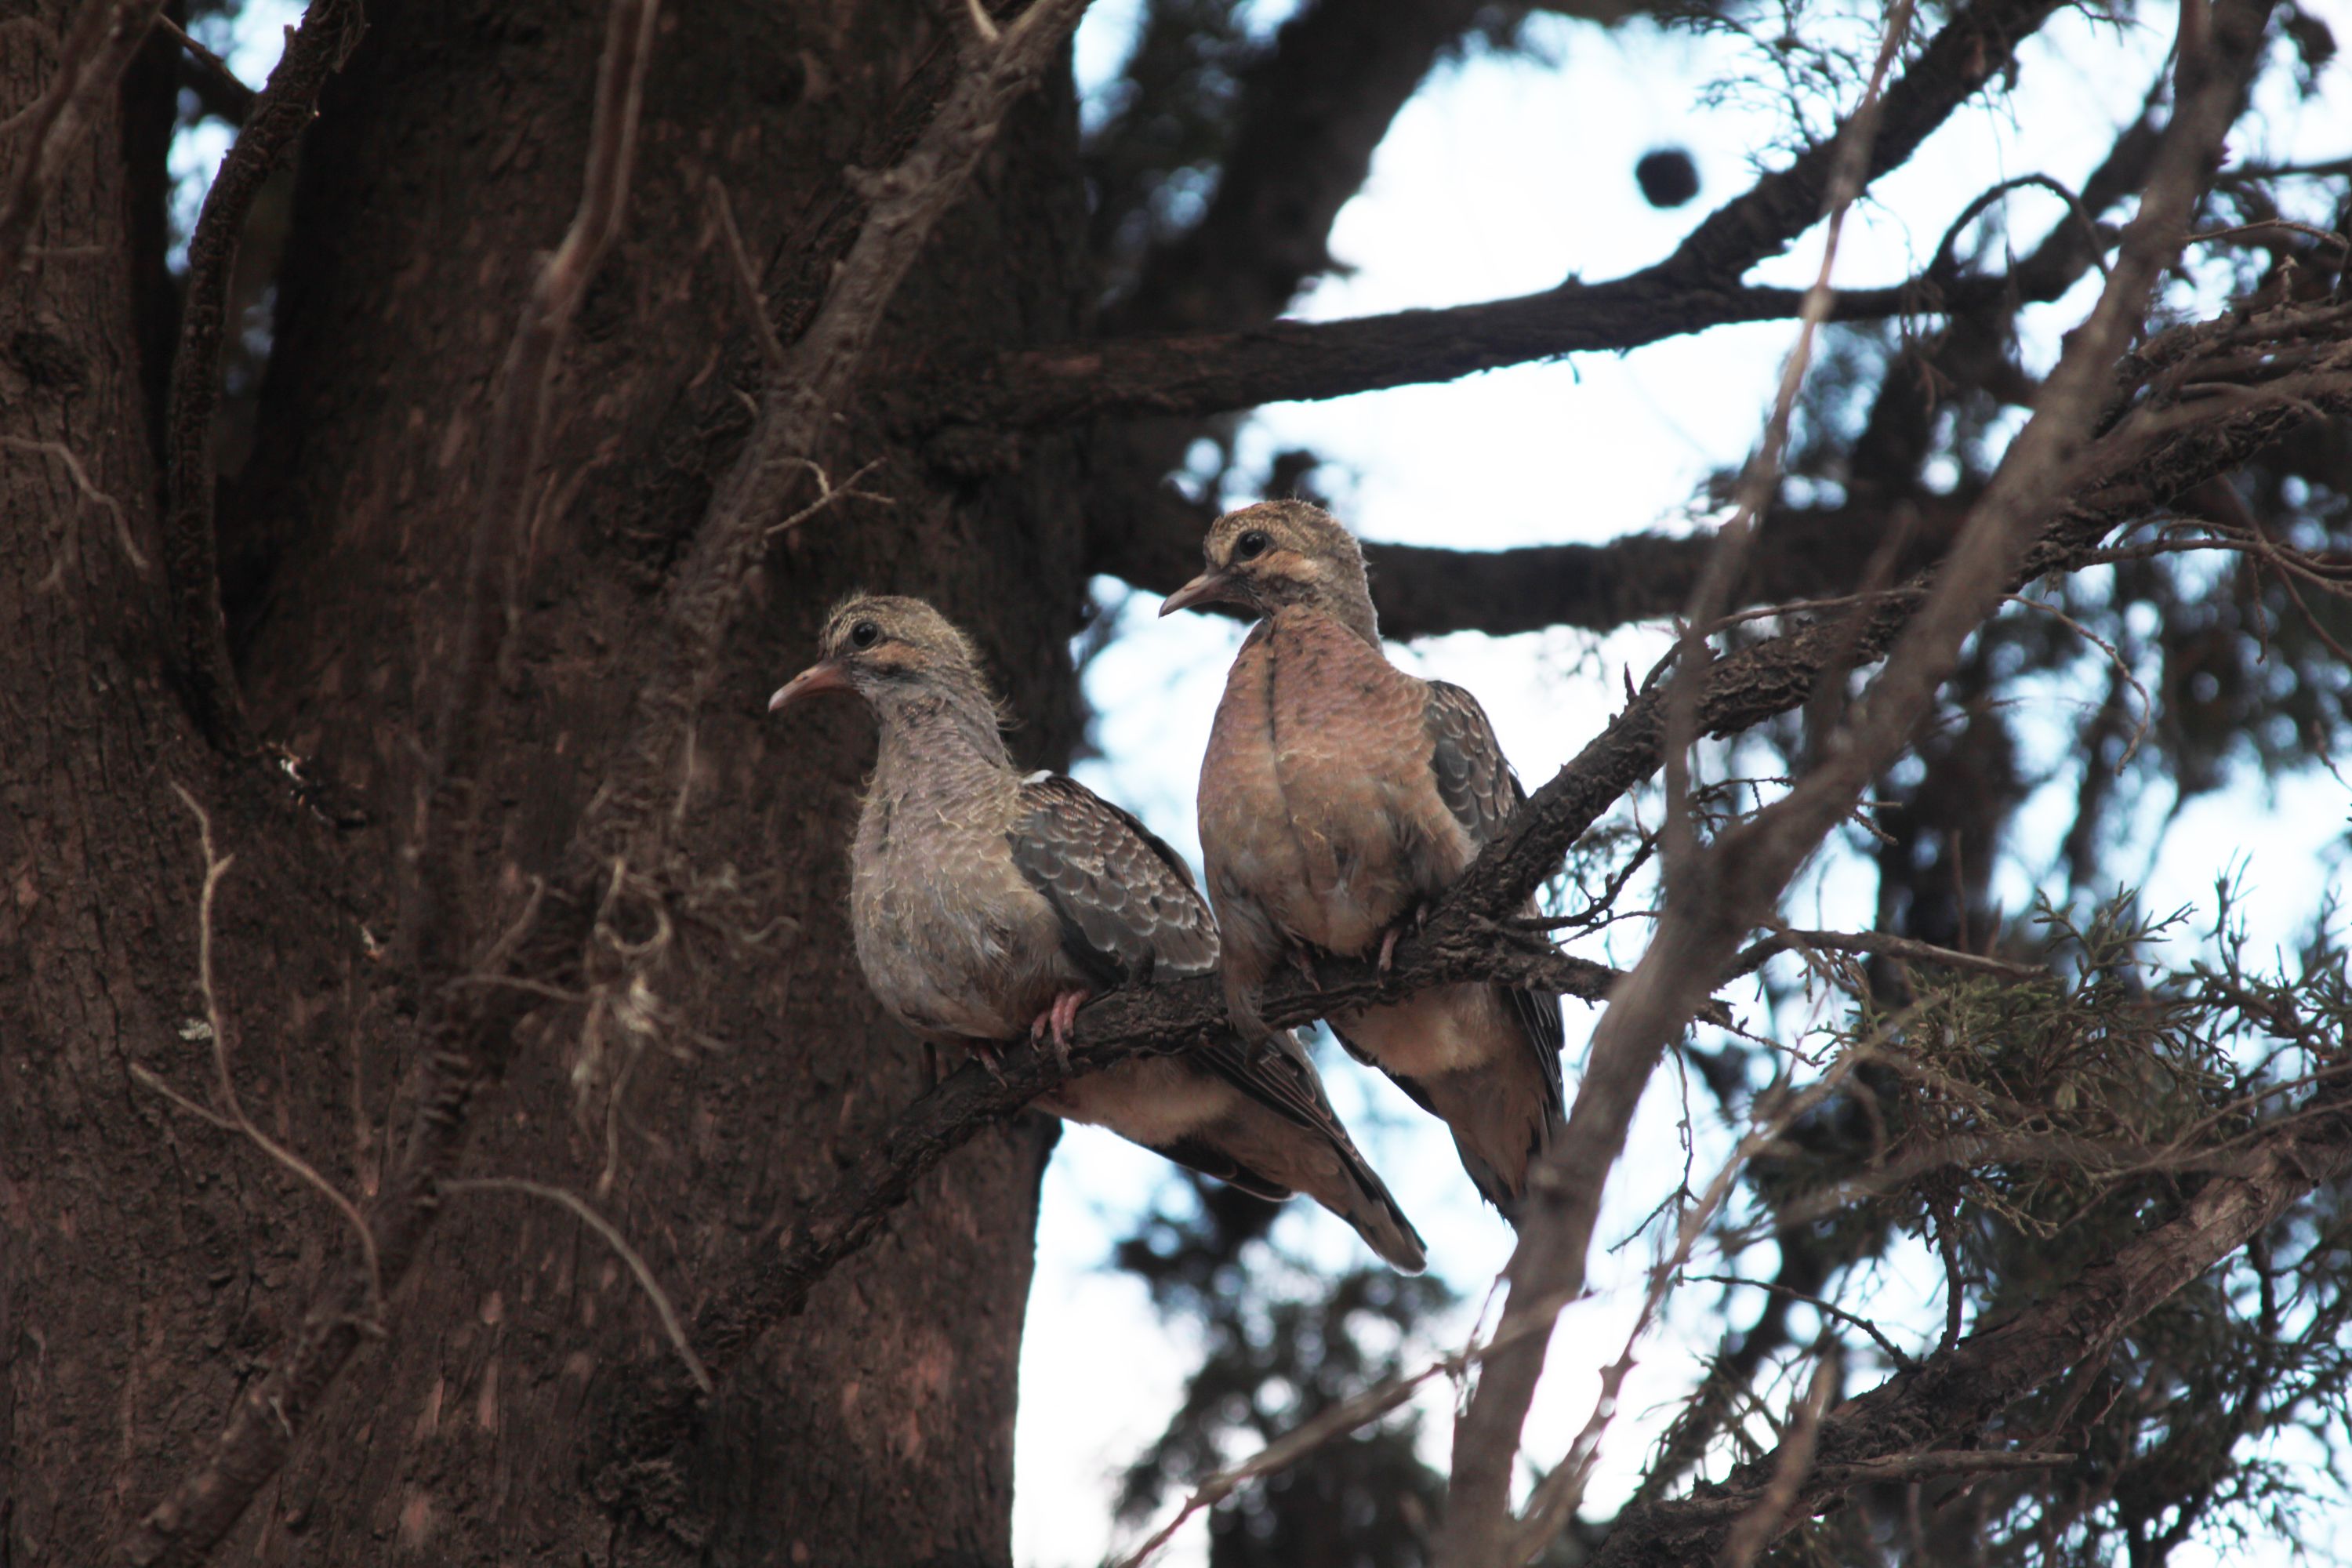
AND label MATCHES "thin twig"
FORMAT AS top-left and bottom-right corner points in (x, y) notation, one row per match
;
(1724, 926), (2045, 985)
(155, 16), (256, 122)
(704, 173), (786, 372)
(2003, 590), (2155, 768)
(1686, 1276), (1917, 1370)
(444, 1177), (712, 1392)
